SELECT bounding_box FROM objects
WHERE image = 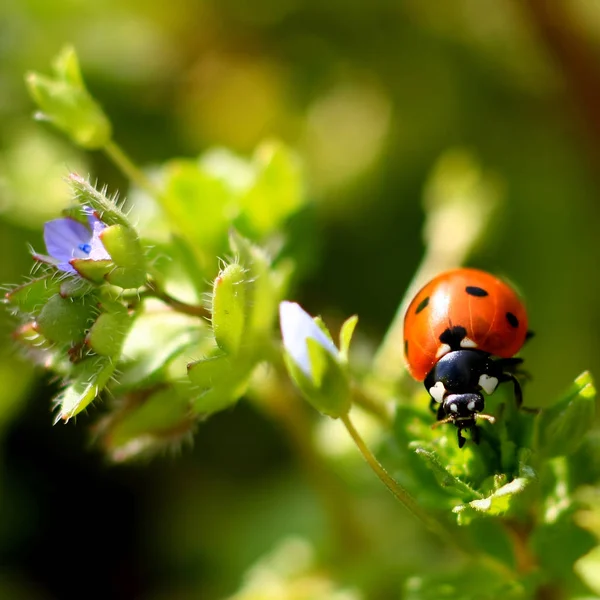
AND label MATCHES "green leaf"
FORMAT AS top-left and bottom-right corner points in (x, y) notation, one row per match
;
(453, 476), (532, 525)
(211, 262), (247, 355)
(338, 314), (358, 361)
(535, 371), (596, 458)
(25, 46), (112, 149)
(414, 448), (483, 503)
(55, 355), (116, 421)
(187, 353), (233, 389)
(5, 275), (61, 315)
(101, 387), (193, 462)
(161, 159), (232, 266)
(239, 141), (304, 236)
(35, 293), (98, 345)
(119, 309), (205, 388)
